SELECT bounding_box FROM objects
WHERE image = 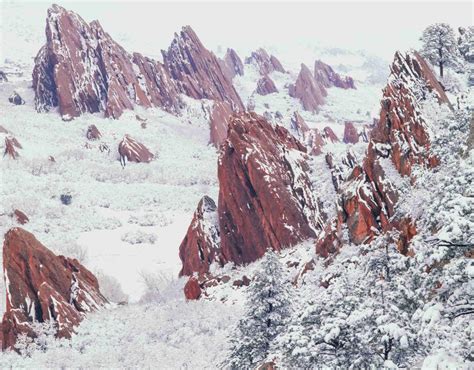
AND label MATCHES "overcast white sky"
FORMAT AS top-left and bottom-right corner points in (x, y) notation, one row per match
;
(1, 0), (472, 66)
